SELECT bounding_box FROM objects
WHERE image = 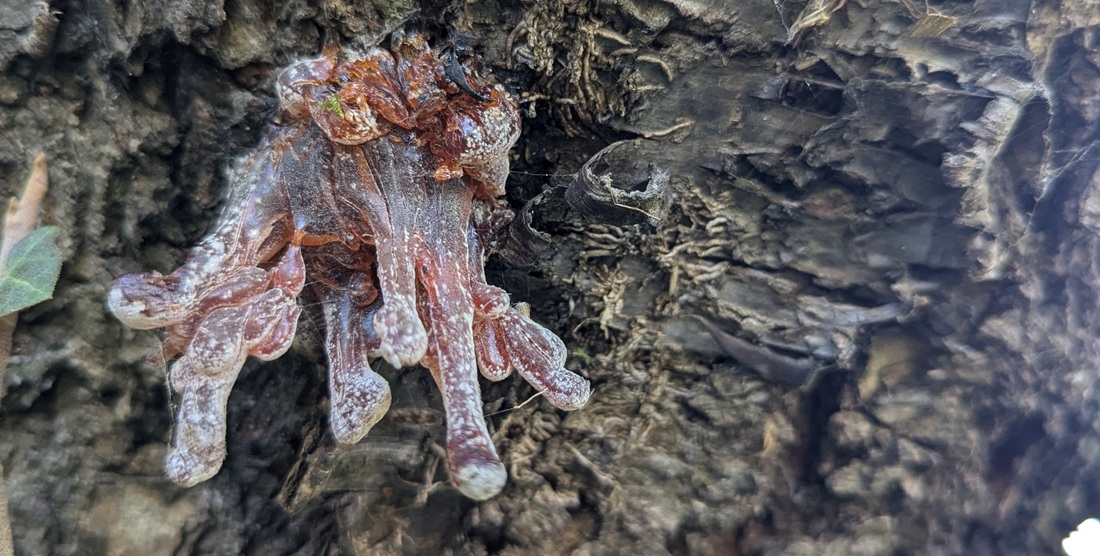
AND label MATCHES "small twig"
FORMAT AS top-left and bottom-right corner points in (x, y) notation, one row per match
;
(637, 118), (695, 141)
(0, 153), (48, 264)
